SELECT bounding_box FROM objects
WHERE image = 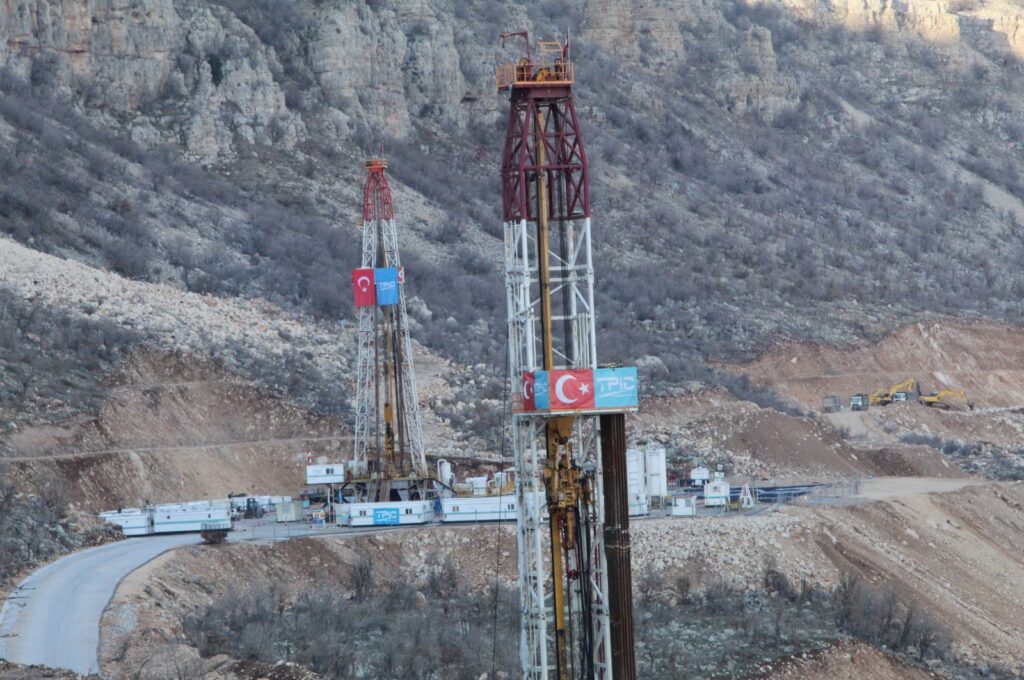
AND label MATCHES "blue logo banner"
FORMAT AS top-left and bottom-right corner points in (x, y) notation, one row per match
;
(374, 267), (399, 306)
(533, 370), (550, 409)
(594, 367), (639, 409)
(373, 508), (399, 525)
